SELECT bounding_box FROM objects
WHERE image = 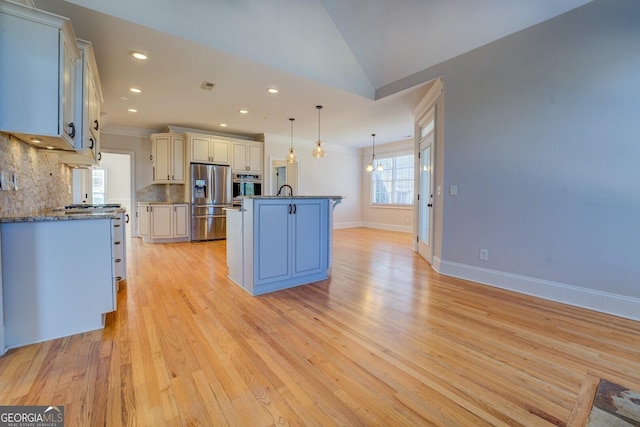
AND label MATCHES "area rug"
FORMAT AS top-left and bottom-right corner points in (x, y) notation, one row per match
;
(587, 379), (640, 426)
